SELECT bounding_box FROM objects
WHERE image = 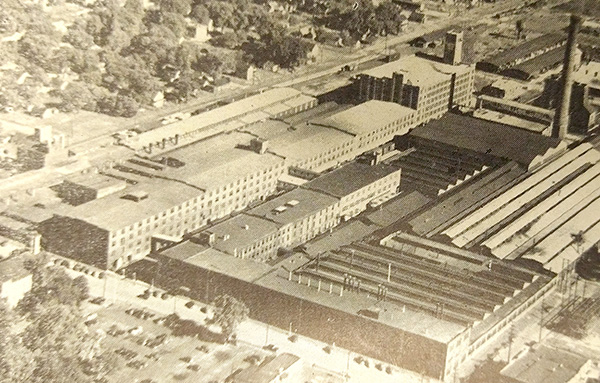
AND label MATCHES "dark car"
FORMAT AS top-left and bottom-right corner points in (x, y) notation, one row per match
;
(262, 344), (278, 352)
(89, 297), (105, 305)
